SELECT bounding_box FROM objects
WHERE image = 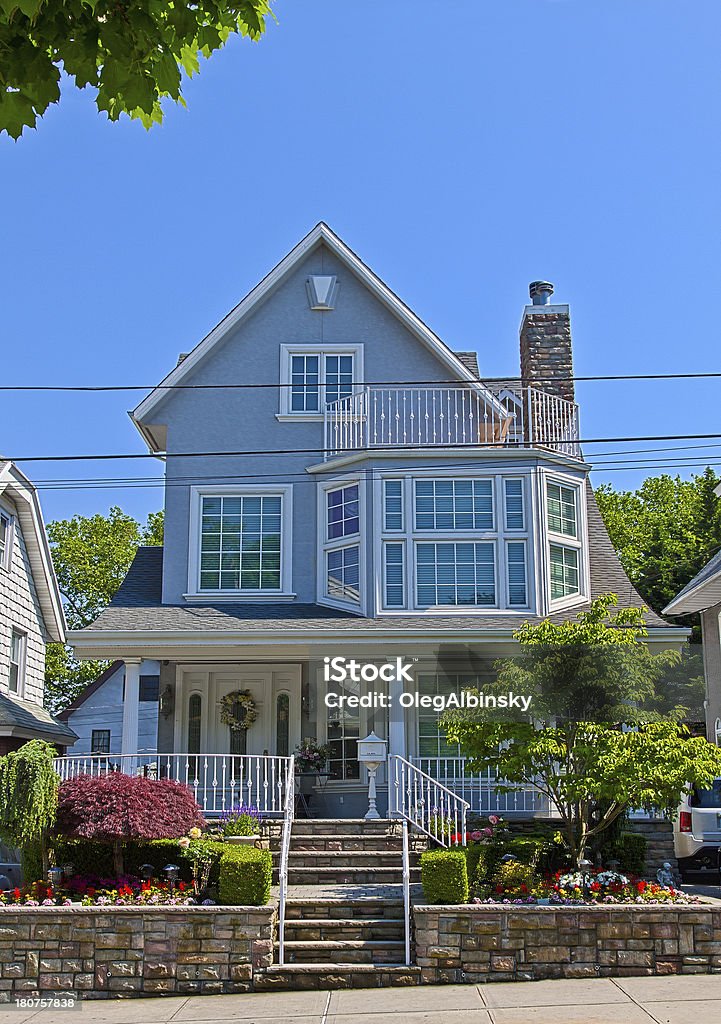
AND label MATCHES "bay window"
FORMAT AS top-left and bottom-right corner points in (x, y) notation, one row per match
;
(417, 542), (496, 607)
(322, 479), (362, 608)
(546, 477), (583, 603)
